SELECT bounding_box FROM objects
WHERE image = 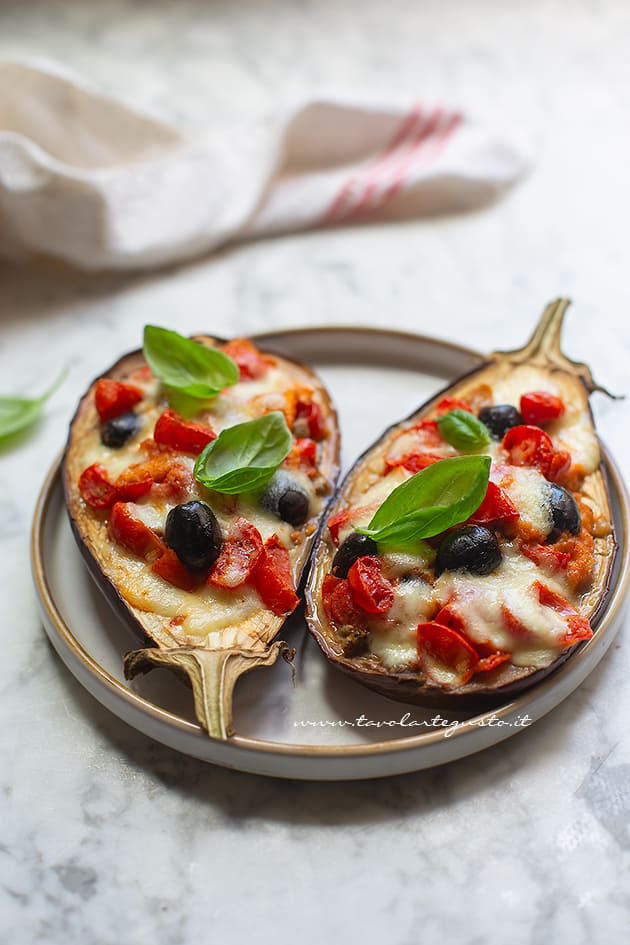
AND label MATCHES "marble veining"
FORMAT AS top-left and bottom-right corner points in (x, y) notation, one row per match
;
(1, 1), (630, 943)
